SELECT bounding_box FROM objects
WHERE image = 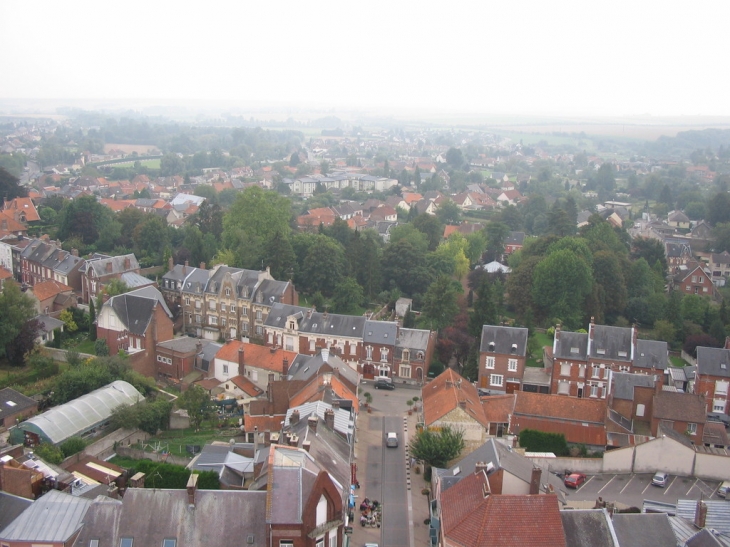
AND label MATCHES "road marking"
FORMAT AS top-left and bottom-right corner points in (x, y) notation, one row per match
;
(620, 475), (635, 494)
(582, 476), (595, 489)
(642, 480), (652, 494)
(663, 476), (677, 495)
(598, 475), (617, 494)
(686, 479), (699, 496)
